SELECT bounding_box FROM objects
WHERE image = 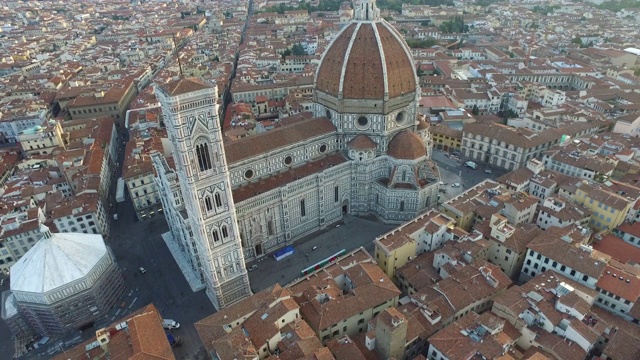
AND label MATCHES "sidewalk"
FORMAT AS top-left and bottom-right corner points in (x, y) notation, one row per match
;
(161, 232), (205, 292)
